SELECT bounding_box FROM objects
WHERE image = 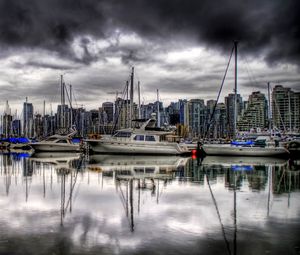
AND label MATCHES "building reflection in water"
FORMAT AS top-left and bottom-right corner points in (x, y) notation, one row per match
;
(0, 152), (300, 255)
